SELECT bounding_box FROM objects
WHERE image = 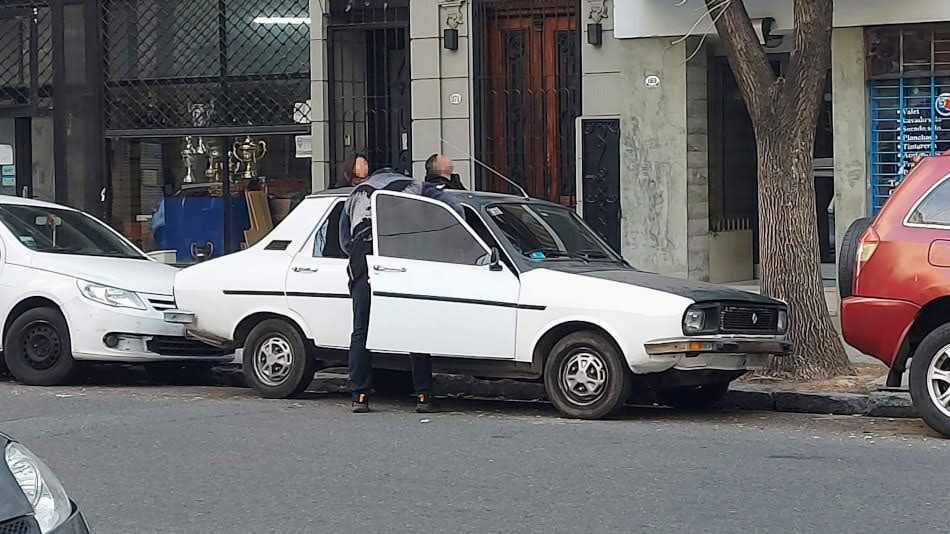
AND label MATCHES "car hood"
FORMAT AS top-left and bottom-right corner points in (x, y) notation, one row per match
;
(25, 254), (177, 295)
(573, 267), (782, 306)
